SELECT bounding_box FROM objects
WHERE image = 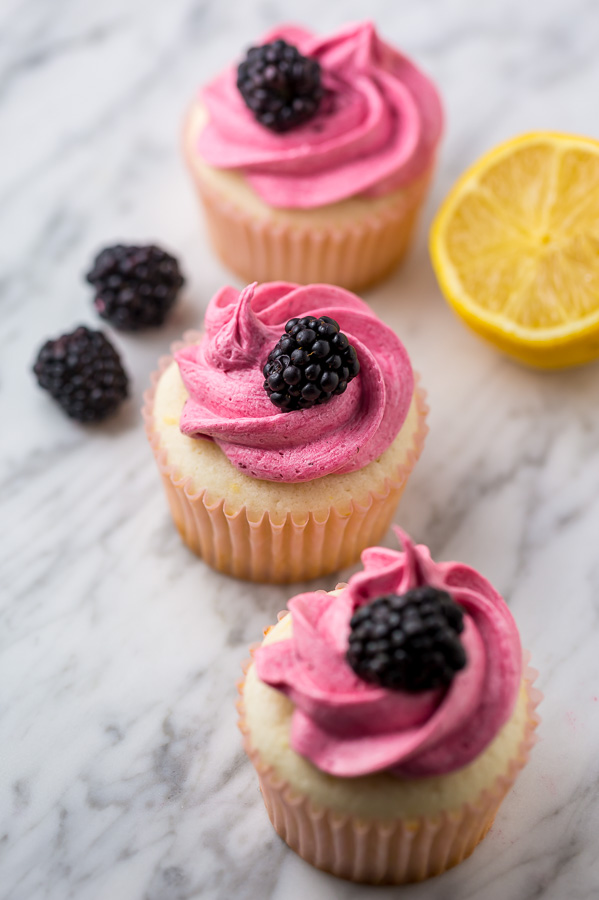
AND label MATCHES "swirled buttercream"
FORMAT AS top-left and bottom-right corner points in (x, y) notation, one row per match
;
(175, 282), (413, 483)
(197, 22), (443, 209)
(255, 529), (522, 777)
